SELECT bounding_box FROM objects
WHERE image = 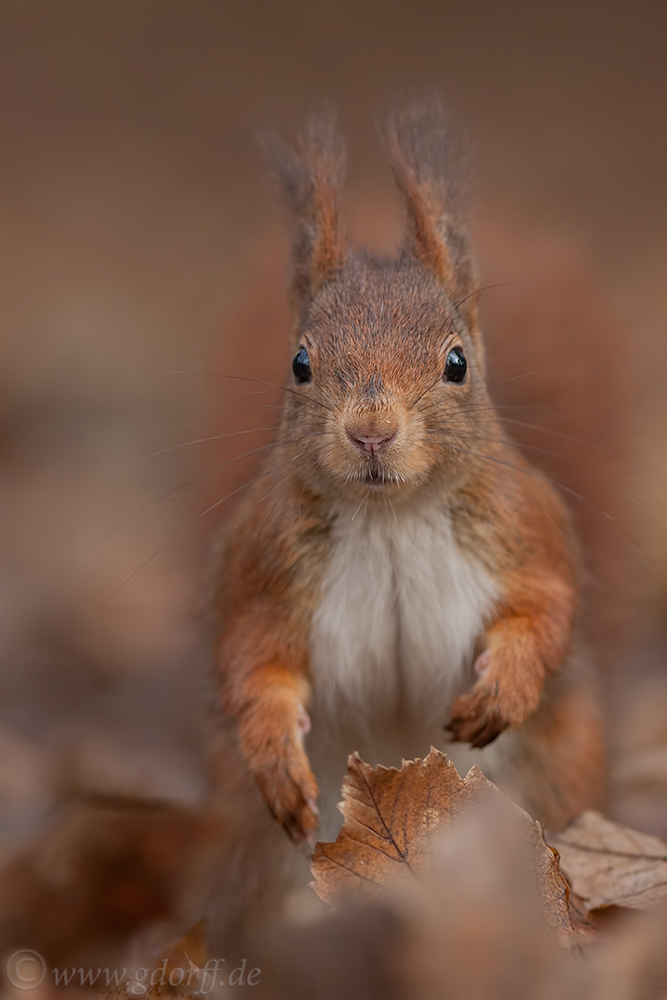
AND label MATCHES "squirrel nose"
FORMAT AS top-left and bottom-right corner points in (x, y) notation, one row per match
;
(347, 429), (397, 454)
